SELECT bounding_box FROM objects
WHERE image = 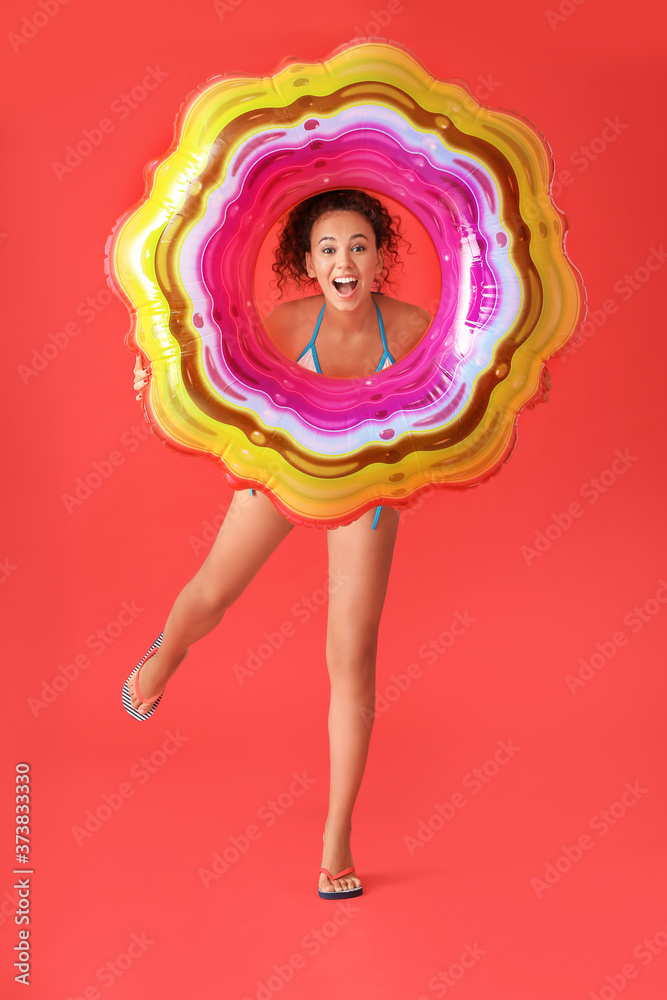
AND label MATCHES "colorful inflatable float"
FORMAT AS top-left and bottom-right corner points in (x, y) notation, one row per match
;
(106, 40), (585, 528)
